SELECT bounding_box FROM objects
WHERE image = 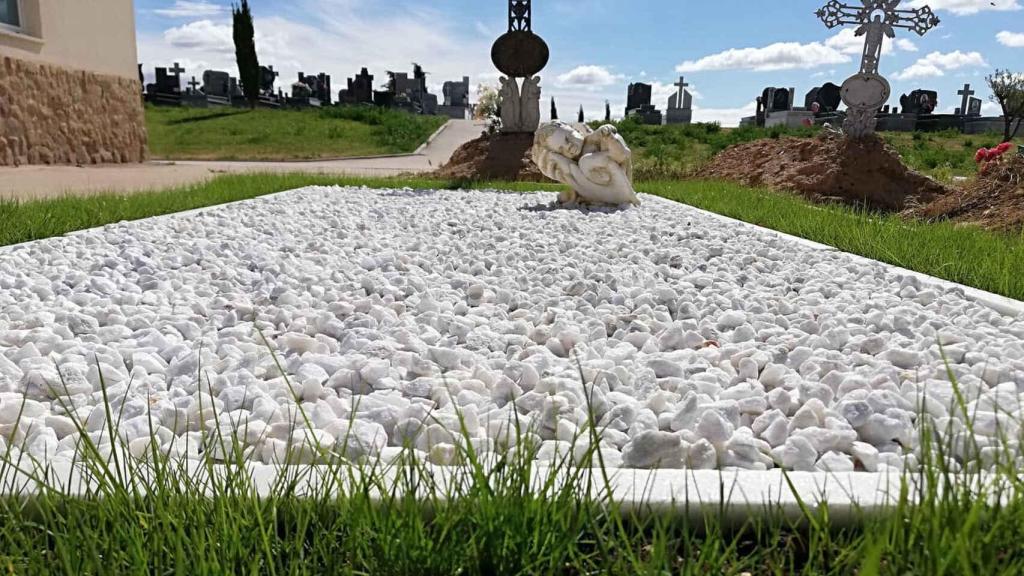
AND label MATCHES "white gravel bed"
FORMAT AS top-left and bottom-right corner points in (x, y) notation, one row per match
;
(1, 186), (1023, 473)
